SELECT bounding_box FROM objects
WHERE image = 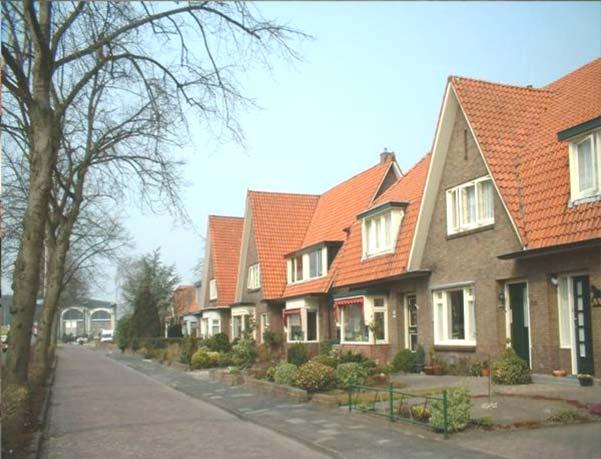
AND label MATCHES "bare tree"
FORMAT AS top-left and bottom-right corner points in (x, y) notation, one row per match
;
(2, 1), (305, 388)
